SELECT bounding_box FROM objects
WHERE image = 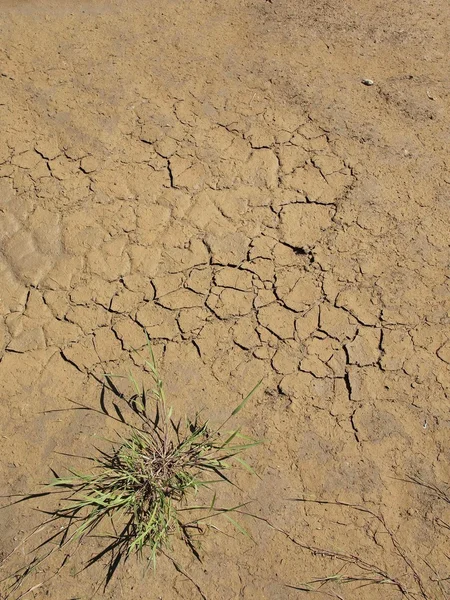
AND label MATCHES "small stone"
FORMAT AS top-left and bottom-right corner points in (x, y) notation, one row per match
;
(361, 79), (374, 86)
